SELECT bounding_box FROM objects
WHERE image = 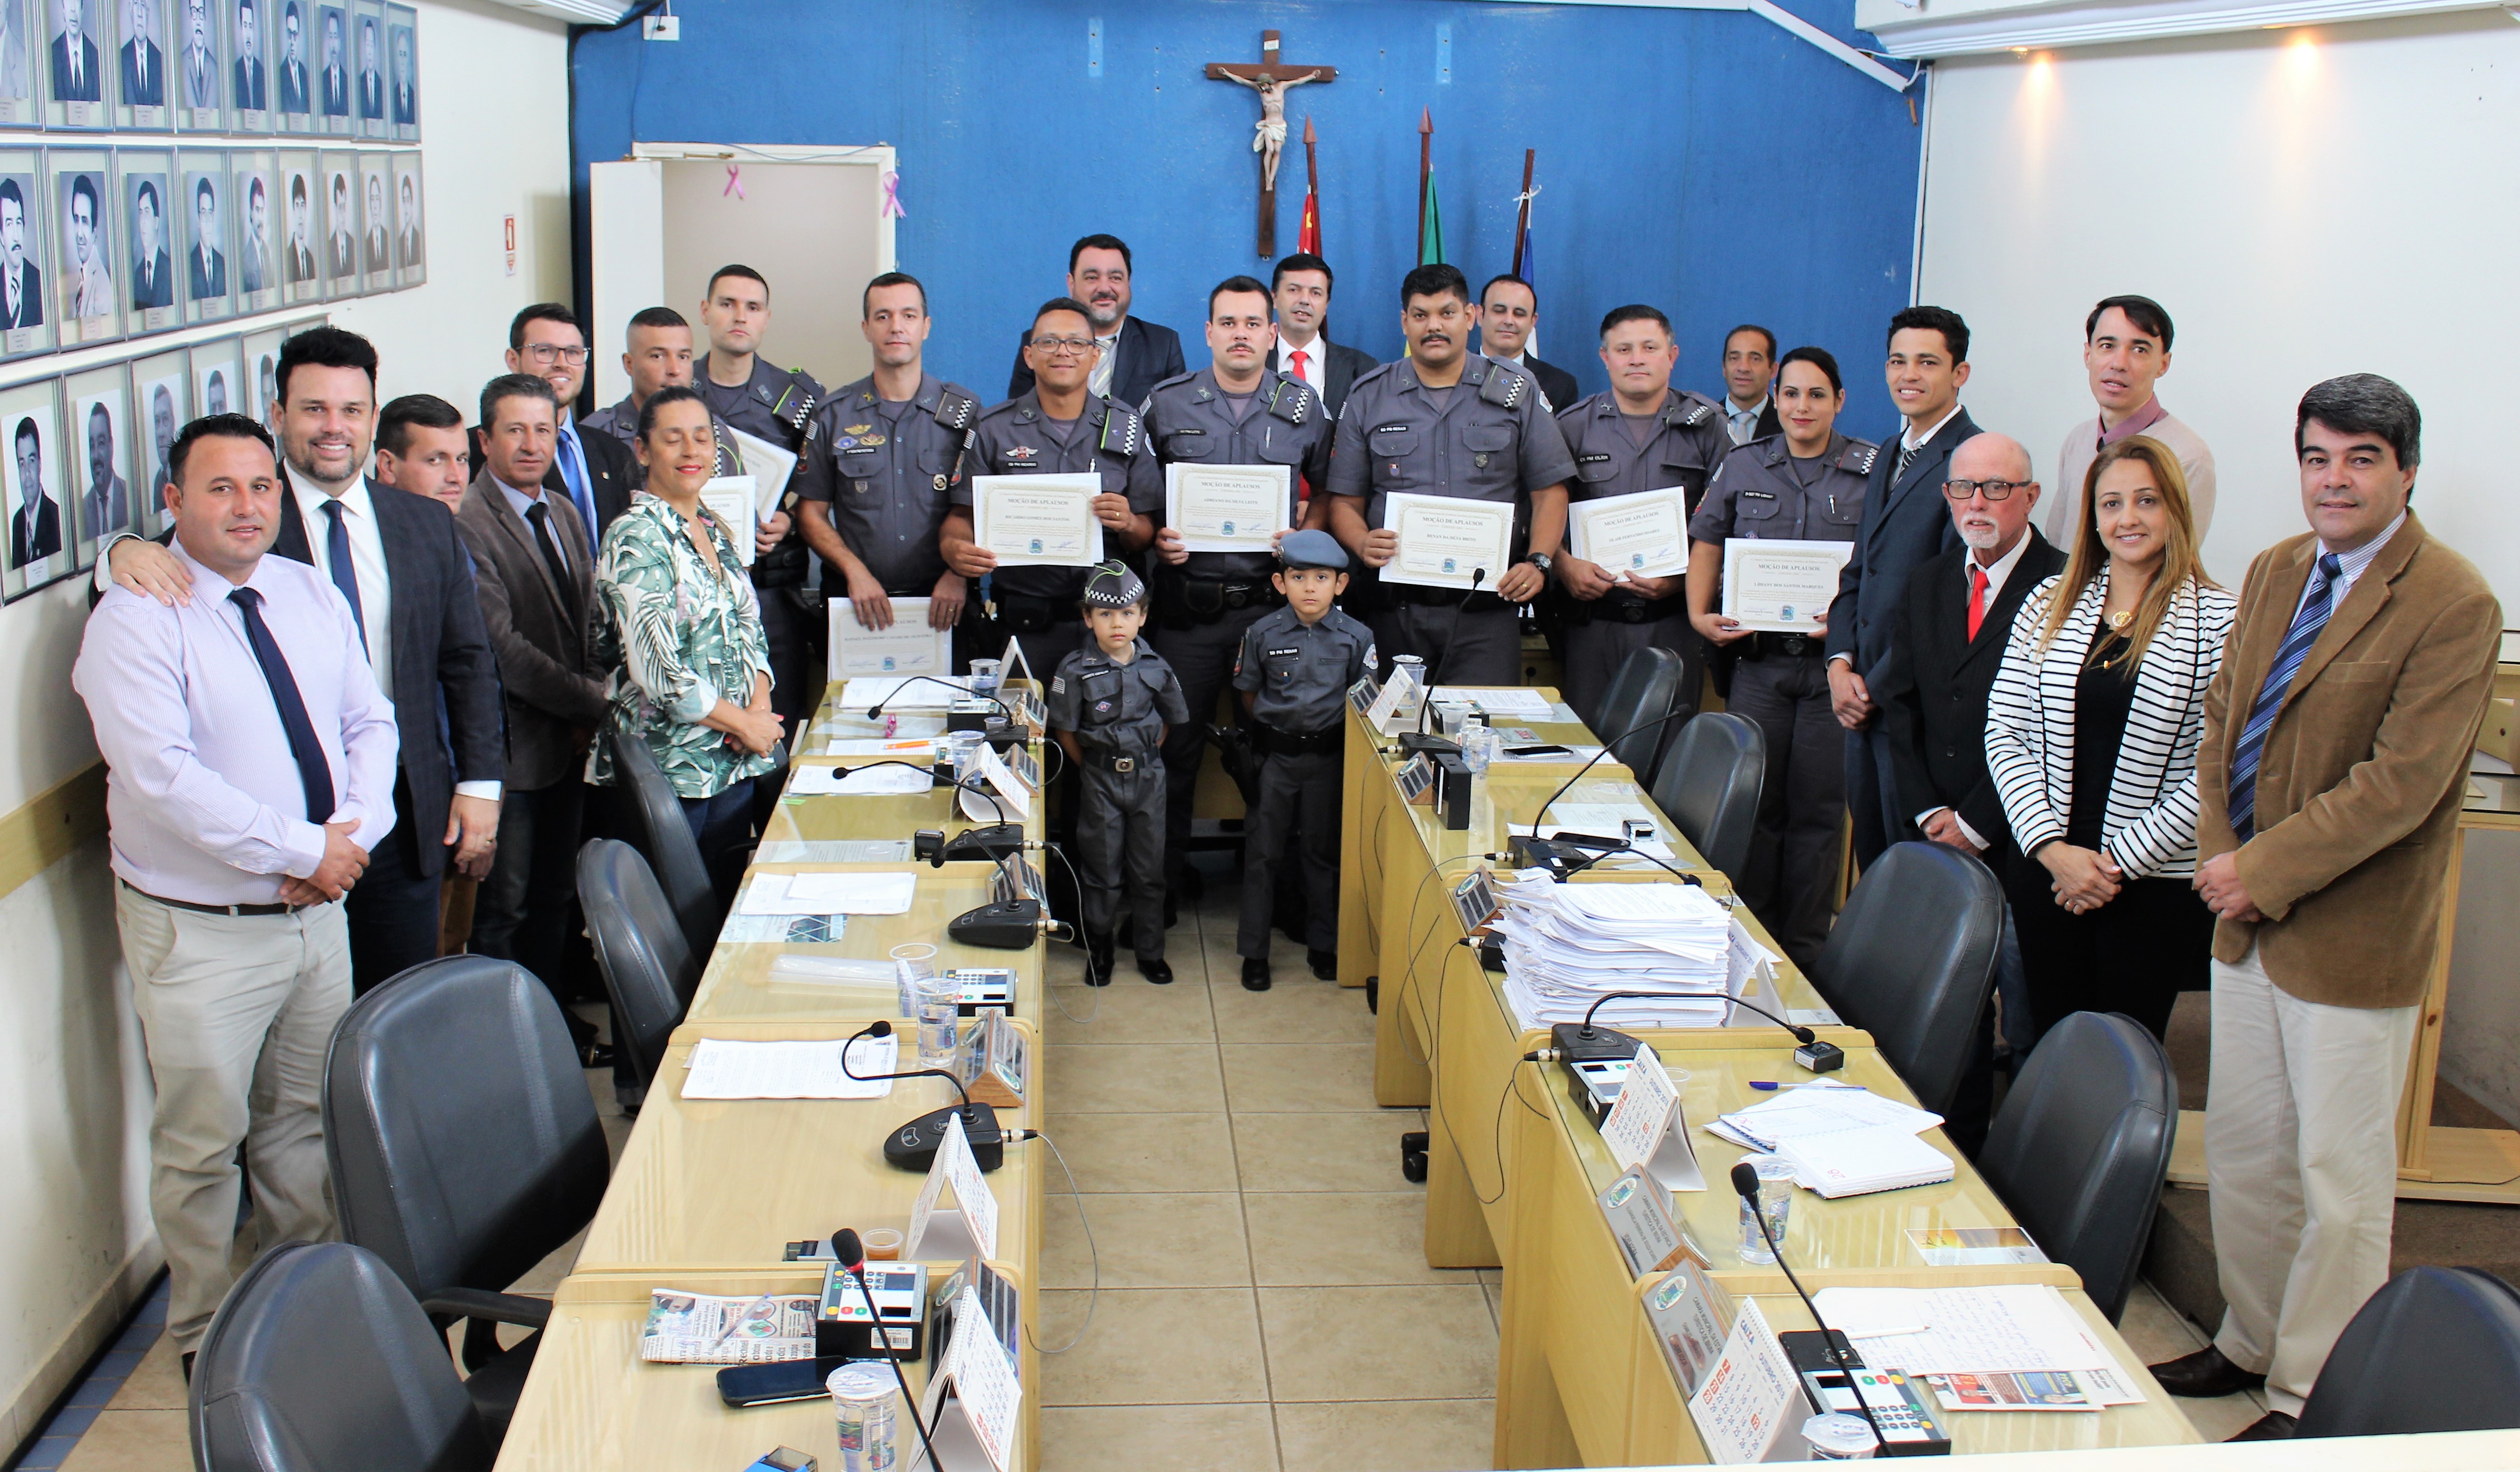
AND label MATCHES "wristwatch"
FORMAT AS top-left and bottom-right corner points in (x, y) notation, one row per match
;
(1526, 552), (1555, 575)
